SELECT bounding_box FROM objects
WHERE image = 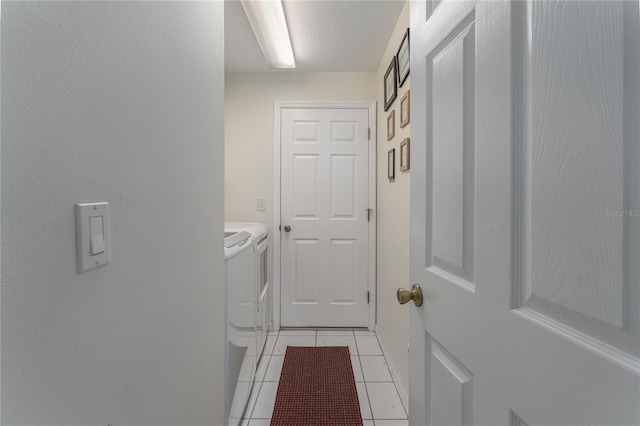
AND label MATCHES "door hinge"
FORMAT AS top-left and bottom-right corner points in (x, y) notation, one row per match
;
(368, 128), (371, 140)
(366, 208), (373, 222)
(367, 291), (370, 304)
